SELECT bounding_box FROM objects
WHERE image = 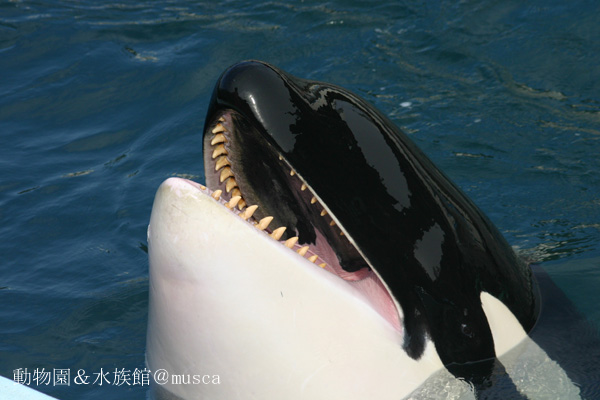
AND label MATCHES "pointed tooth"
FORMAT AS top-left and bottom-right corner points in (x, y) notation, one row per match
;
(330, 220), (336, 226)
(237, 199), (247, 210)
(311, 197), (317, 204)
(256, 216), (273, 231)
(212, 123), (226, 134)
(270, 227), (286, 240)
(290, 170), (296, 176)
(215, 156), (230, 171)
(284, 237), (298, 248)
(308, 255), (318, 263)
(211, 133), (226, 145)
(218, 116), (225, 122)
(198, 184), (206, 190)
(219, 167), (234, 182)
(297, 246), (309, 257)
(225, 196), (241, 209)
(240, 205), (258, 220)
(225, 178), (237, 193)
(340, 231), (345, 236)
(320, 209), (327, 216)
(279, 155), (283, 161)
(211, 190), (222, 200)
(231, 188), (242, 197)
(301, 183), (307, 191)
(212, 144), (227, 159)
(318, 263), (327, 269)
